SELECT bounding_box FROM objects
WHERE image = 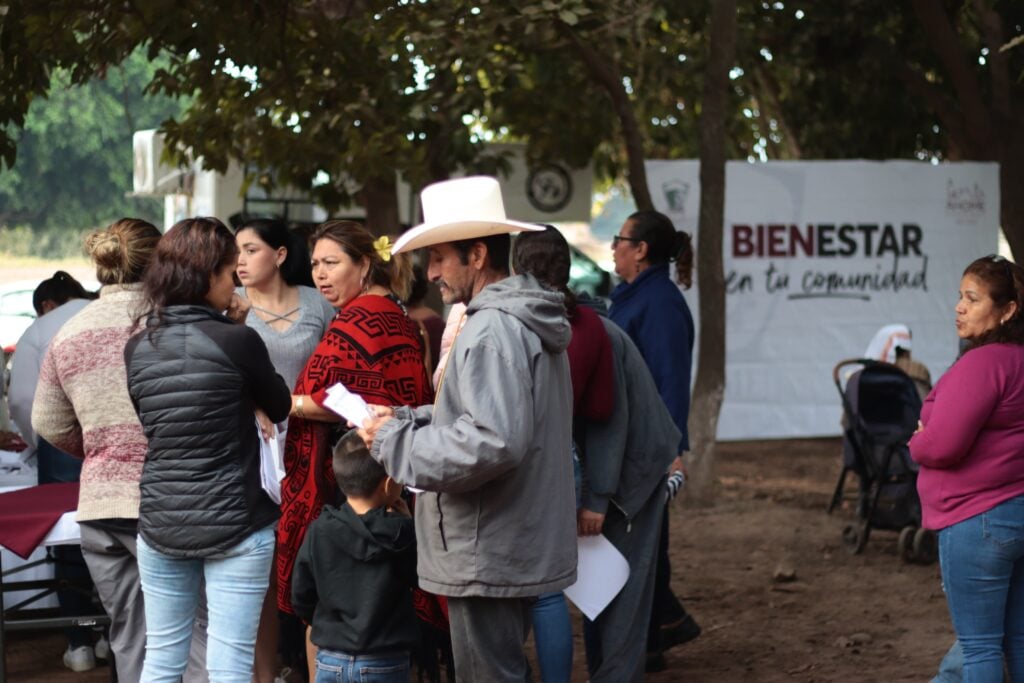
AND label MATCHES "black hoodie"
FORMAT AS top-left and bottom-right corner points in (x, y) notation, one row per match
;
(291, 502), (418, 654)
